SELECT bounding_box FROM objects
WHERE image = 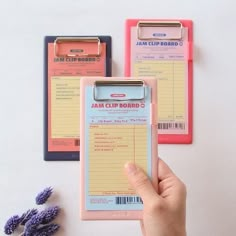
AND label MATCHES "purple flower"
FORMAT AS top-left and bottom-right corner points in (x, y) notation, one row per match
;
(41, 206), (60, 224)
(24, 211), (46, 236)
(4, 215), (21, 235)
(33, 224), (60, 236)
(36, 187), (53, 205)
(20, 209), (38, 225)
